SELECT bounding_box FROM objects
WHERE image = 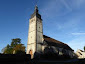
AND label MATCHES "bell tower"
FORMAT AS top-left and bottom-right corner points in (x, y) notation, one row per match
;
(26, 5), (43, 58)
